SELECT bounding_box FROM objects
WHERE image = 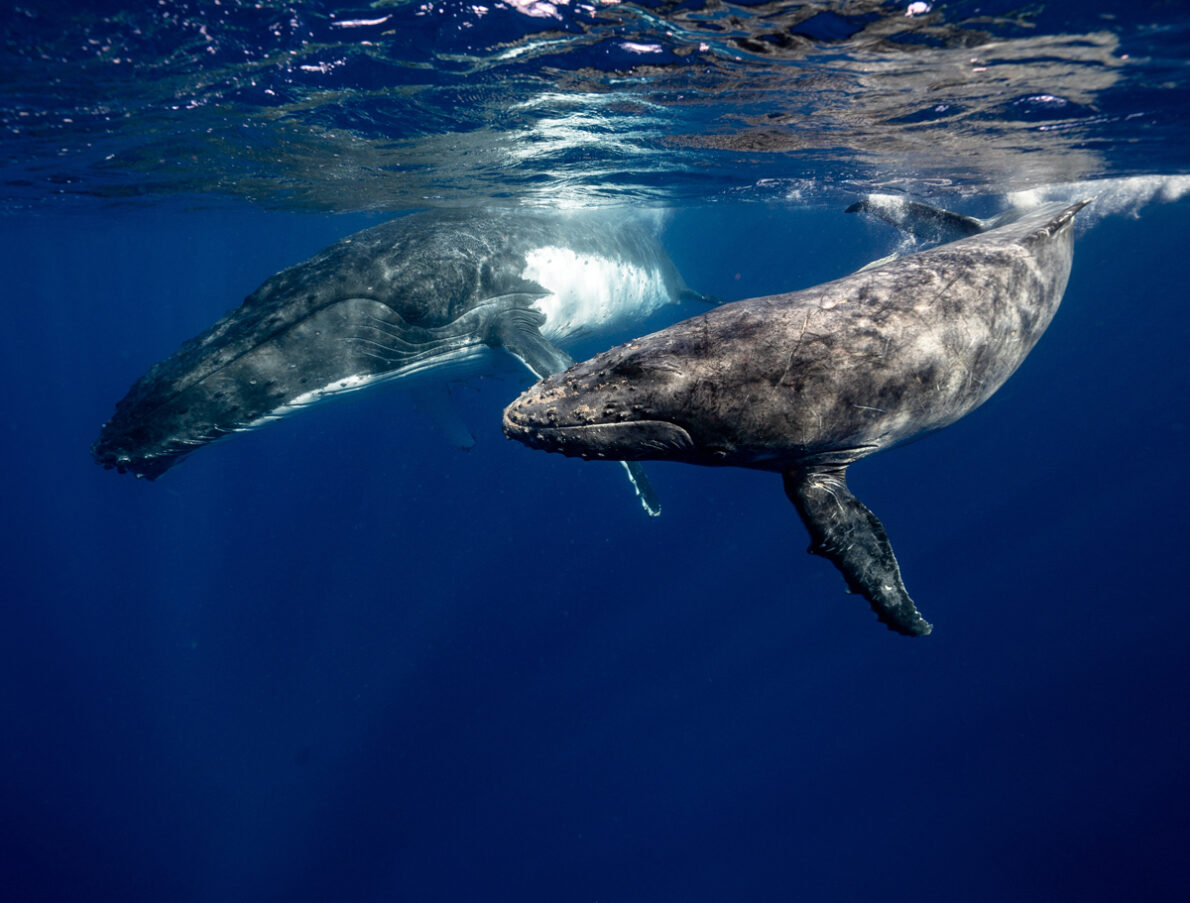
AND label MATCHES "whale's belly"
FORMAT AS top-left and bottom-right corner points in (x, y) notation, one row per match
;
(522, 245), (675, 344)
